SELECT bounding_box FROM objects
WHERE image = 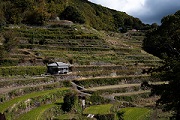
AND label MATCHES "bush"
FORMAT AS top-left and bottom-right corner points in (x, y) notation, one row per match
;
(61, 93), (77, 112)
(60, 6), (85, 24)
(2, 30), (19, 52)
(23, 7), (50, 25)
